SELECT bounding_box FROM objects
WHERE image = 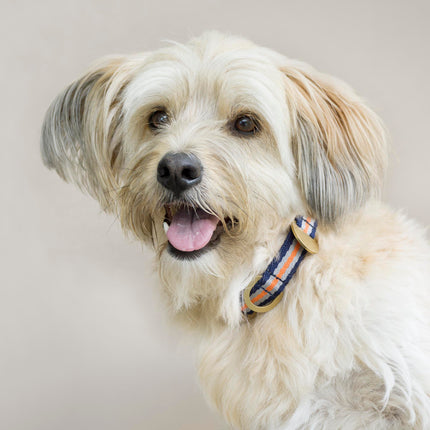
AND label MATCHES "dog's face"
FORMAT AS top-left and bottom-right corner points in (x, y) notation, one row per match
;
(117, 36), (301, 262)
(41, 32), (387, 310)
